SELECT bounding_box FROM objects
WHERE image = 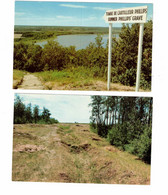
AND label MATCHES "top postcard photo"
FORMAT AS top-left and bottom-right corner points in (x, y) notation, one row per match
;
(13, 1), (153, 92)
